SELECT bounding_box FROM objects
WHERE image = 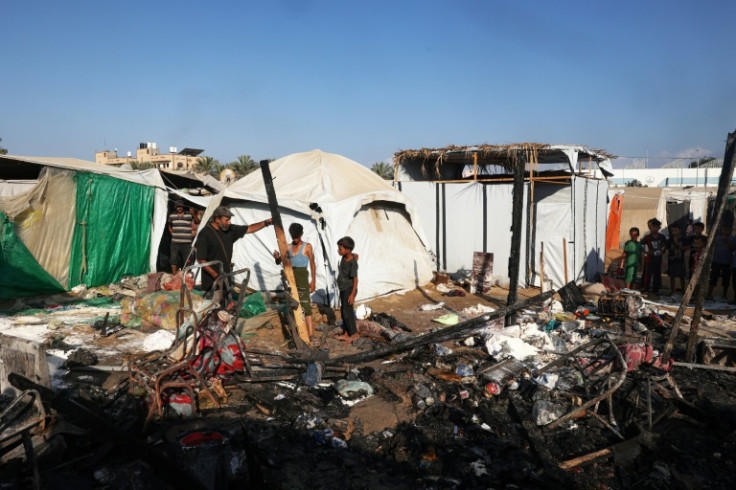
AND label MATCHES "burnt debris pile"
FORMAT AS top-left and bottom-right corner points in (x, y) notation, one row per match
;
(2, 284), (736, 489)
